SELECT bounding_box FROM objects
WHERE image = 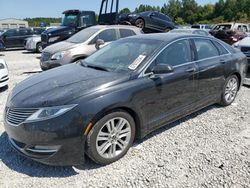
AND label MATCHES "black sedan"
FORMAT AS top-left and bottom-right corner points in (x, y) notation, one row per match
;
(0, 38), (5, 50)
(4, 34), (248, 166)
(119, 11), (175, 32)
